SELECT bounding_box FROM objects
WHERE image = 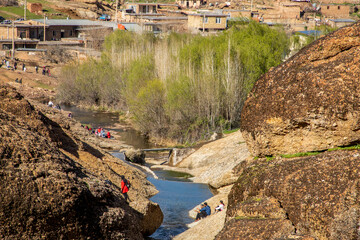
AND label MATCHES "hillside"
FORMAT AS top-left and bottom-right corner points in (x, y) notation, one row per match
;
(0, 83), (162, 238)
(0, 0), (116, 20)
